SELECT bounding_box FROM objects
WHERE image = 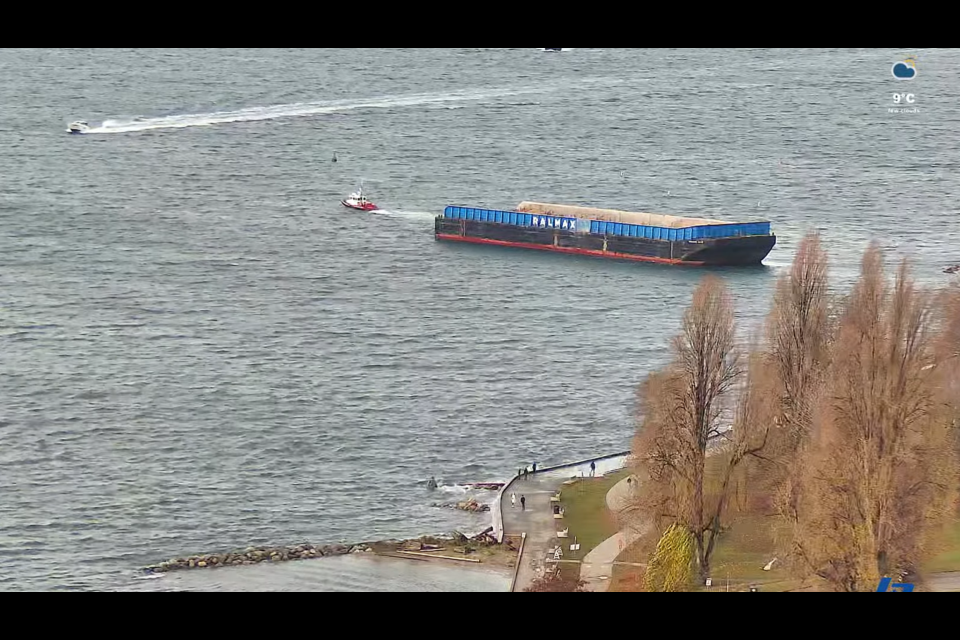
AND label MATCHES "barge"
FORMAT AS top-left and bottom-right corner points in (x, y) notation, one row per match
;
(434, 201), (776, 266)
